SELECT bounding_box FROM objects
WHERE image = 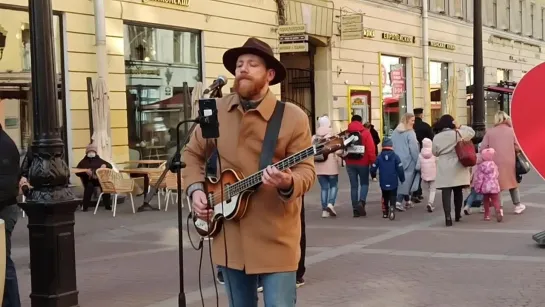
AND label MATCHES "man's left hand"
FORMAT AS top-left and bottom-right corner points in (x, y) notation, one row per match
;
(262, 166), (293, 190)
